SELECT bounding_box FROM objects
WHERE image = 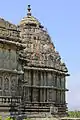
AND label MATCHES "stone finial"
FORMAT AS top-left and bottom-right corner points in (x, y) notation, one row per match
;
(27, 5), (31, 16)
